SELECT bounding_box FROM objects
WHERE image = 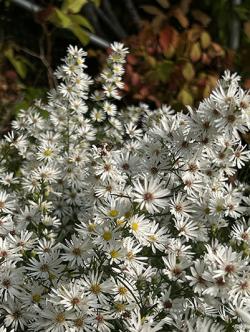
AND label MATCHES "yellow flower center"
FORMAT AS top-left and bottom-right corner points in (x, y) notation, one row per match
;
(87, 223), (96, 232)
(90, 283), (101, 294)
(55, 313), (65, 323)
(114, 302), (125, 312)
(147, 235), (156, 242)
(110, 249), (119, 258)
(127, 251), (134, 260)
(75, 318), (84, 327)
(216, 205), (224, 213)
(32, 294), (41, 303)
(108, 209), (119, 218)
(102, 231), (112, 241)
(131, 222), (139, 232)
(43, 148), (53, 157)
(118, 286), (127, 295)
